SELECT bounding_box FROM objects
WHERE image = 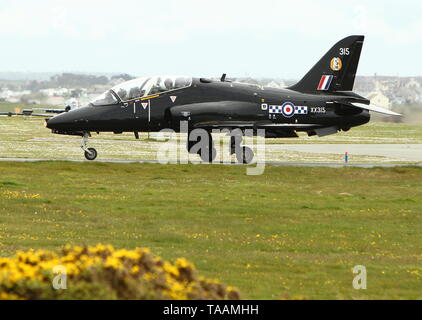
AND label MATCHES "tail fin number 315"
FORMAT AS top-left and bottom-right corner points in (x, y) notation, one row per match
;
(340, 48), (350, 56)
